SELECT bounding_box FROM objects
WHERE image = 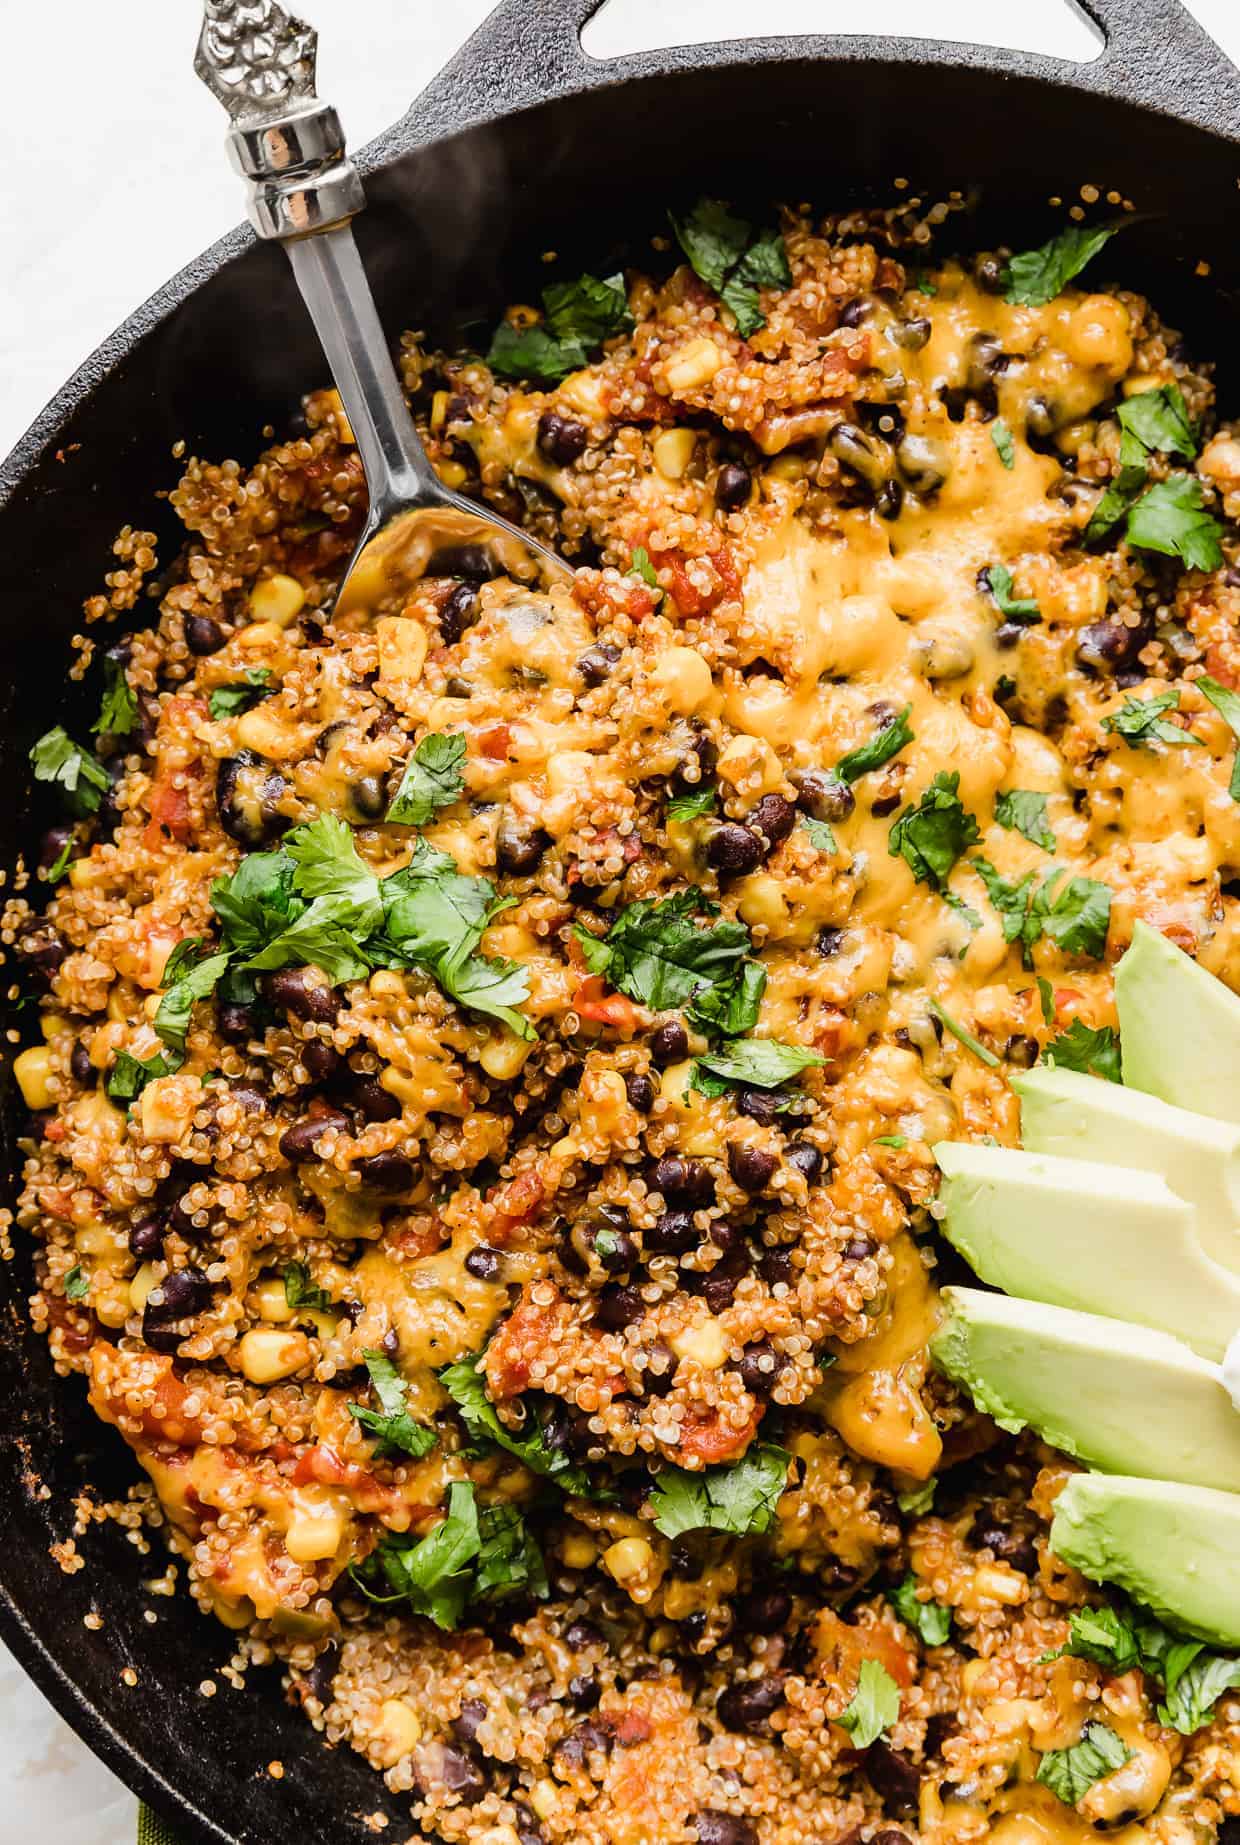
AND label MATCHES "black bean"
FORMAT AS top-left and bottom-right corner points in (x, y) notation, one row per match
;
(891, 316), (932, 352)
(356, 1152), (415, 1192)
(749, 792), (796, 852)
(1076, 612), (1153, 676)
(555, 1719), (610, 1770)
(38, 825), (73, 873)
(577, 642), (620, 687)
(589, 1216), (638, 1272)
(736, 1588), (791, 1635)
(430, 544), (495, 582)
(707, 823), (763, 877)
(279, 1109), (350, 1163)
(439, 1745), (486, 1804)
(567, 1672), (601, 1710)
(694, 1814), (757, 1845)
(215, 751), (291, 849)
(68, 1041), (95, 1087)
(876, 480), (904, 521)
(564, 1620), (603, 1649)
(650, 1020), (688, 1066)
(728, 1144), (776, 1194)
(185, 614), (224, 656)
(1025, 394), (1059, 441)
(642, 1338), (677, 1395)
(465, 1245), (502, 1281)
(669, 729), (717, 793)
(450, 1697), (488, 1748)
(830, 423), (888, 489)
(1005, 1034), (1039, 1068)
(302, 1642), (339, 1707)
(866, 1741), (920, 1820)
(716, 462), (753, 512)
(895, 433), (949, 495)
(759, 1247), (793, 1286)
(143, 1265), (211, 1336)
(738, 1340), (787, 1398)
(263, 967), (339, 1023)
(351, 775), (387, 819)
(624, 1071), (656, 1111)
(792, 768), (855, 824)
(716, 1675), (786, 1733)
(785, 1142), (823, 1184)
(352, 1076), (400, 1122)
(512, 1802), (546, 1845)
(816, 927), (846, 961)
(967, 332), (1008, 393)
(838, 297), (871, 328)
(496, 814), (550, 875)
(646, 1209), (698, 1256)
(970, 1510), (1038, 1576)
(229, 1084), (267, 1114)
(439, 581), (480, 645)
(18, 924), (68, 981)
(217, 1000), (255, 1044)
(843, 1234), (876, 1261)
(652, 1155), (714, 1207)
(537, 410), (589, 466)
(595, 1283), (645, 1331)
(872, 1834), (911, 1845)
(736, 1087), (780, 1125)
(128, 1216), (165, 1260)
(301, 1040), (341, 1083)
